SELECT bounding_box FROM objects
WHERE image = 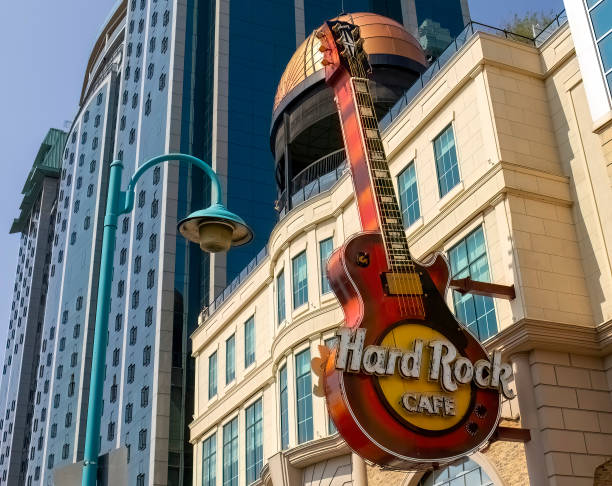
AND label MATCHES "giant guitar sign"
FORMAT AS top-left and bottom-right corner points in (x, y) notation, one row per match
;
(315, 19), (515, 469)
